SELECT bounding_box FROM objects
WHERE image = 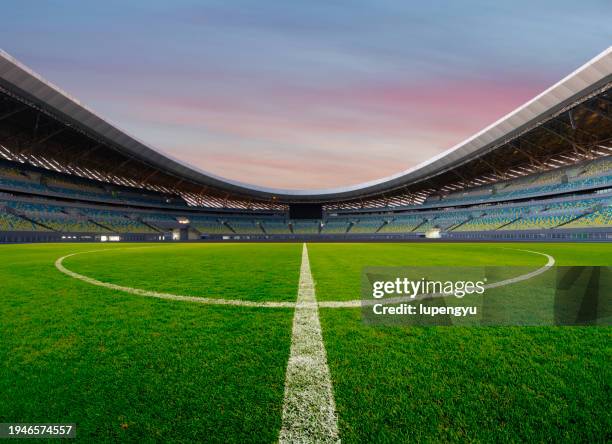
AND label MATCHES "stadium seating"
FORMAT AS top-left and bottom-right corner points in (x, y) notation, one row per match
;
(225, 217), (264, 234)
(0, 162), (185, 207)
(189, 216), (232, 234)
(415, 210), (480, 232)
(379, 215), (424, 233)
(45, 176), (107, 194)
(454, 205), (532, 232)
(291, 220), (321, 234)
(440, 187), (493, 203)
(0, 208), (43, 231)
(577, 156), (612, 178)
(140, 213), (182, 230)
(0, 160), (610, 238)
(320, 218), (350, 234)
(562, 206), (612, 228)
(454, 196), (611, 231)
(261, 219), (290, 234)
(499, 213), (580, 230)
(347, 216), (385, 233)
(0, 165), (30, 181)
(65, 207), (157, 233)
(0, 153), (612, 235)
(424, 157), (612, 208)
(2, 200), (102, 232)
